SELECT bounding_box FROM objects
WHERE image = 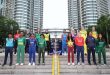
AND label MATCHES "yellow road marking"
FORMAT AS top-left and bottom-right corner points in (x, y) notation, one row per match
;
(52, 54), (60, 75)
